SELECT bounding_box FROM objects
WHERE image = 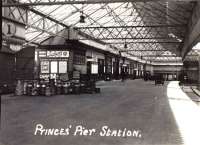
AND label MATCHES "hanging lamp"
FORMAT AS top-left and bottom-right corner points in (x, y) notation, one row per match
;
(124, 39), (127, 49)
(79, 14), (85, 23)
(124, 43), (127, 49)
(79, 4), (85, 23)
